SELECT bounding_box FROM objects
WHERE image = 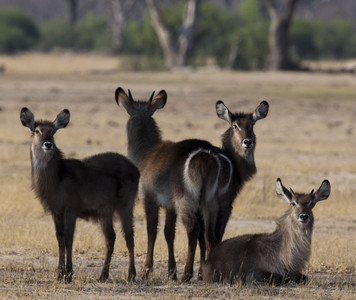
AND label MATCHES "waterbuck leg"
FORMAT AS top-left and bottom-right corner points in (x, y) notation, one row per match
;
(98, 217), (116, 282)
(197, 215), (206, 280)
(53, 215), (65, 281)
(142, 196), (159, 280)
(164, 208), (177, 280)
(63, 212), (76, 283)
(216, 202), (233, 244)
(118, 205), (136, 282)
(181, 214), (199, 282)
